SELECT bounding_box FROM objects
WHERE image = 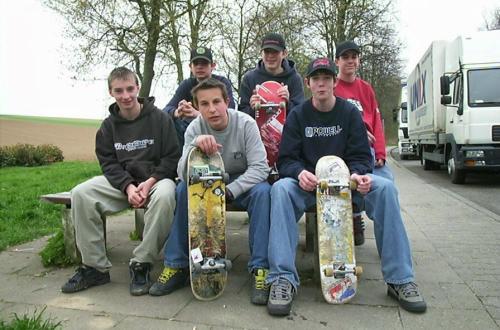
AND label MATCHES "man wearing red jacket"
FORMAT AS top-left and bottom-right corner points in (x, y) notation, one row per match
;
(335, 41), (394, 246)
